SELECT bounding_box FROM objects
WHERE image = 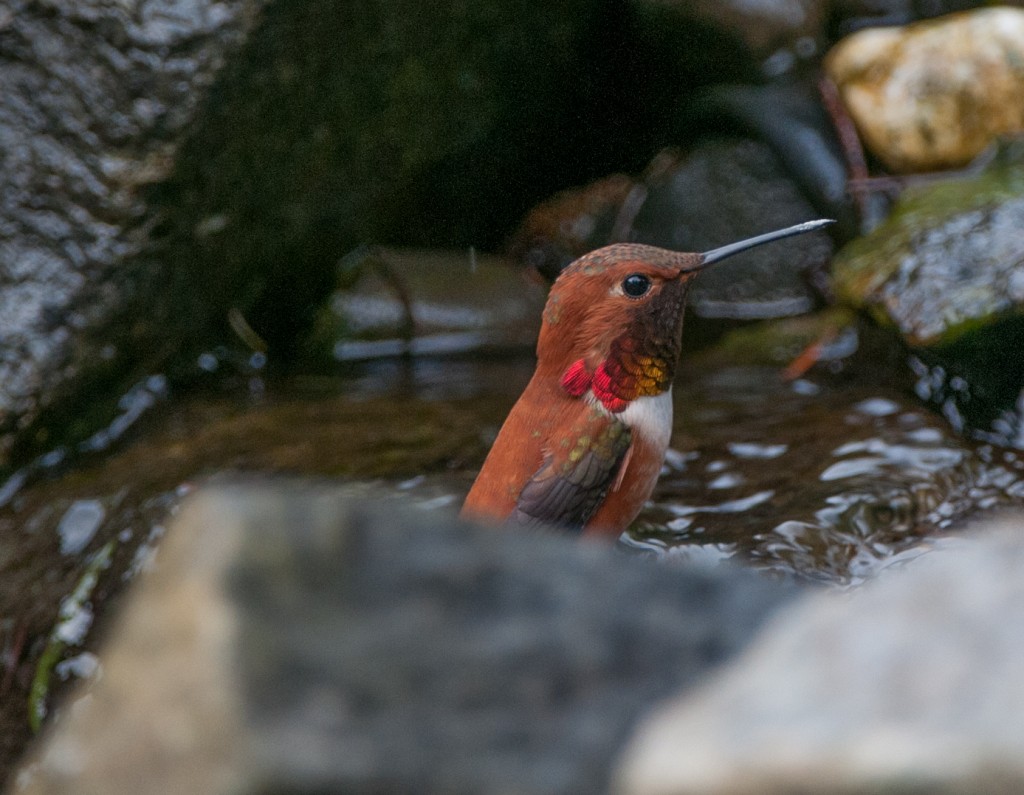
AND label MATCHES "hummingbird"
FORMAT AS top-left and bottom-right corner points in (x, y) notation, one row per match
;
(461, 219), (834, 538)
